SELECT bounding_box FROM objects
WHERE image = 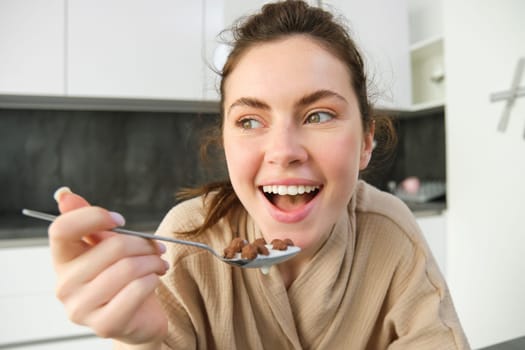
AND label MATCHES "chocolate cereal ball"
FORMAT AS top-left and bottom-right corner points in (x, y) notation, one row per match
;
(271, 239), (288, 251)
(241, 244), (258, 260)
